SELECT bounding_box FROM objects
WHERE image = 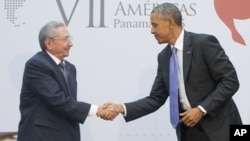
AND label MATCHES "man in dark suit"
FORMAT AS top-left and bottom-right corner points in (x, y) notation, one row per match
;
(102, 3), (242, 141)
(17, 21), (116, 141)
